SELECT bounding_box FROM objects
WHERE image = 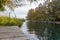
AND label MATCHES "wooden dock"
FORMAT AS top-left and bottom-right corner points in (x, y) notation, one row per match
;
(0, 26), (28, 40)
